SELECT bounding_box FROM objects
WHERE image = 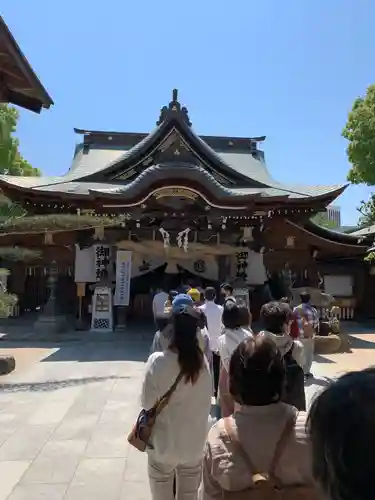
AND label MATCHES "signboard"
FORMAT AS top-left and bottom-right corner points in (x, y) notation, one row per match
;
(114, 251), (132, 306)
(91, 286), (113, 332)
(234, 287), (250, 309)
(95, 292), (110, 313)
